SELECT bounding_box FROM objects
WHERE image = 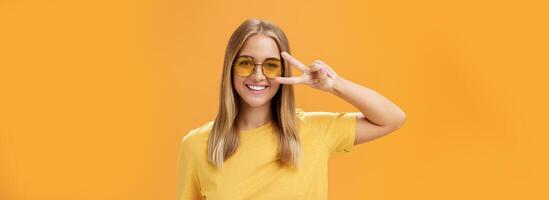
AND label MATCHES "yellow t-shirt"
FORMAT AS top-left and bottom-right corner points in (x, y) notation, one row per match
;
(176, 108), (357, 200)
